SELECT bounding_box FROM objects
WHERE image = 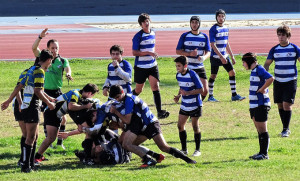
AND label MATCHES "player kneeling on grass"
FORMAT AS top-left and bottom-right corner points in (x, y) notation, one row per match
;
(242, 53), (274, 160)
(174, 56), (204, 156)
(109, 85), (197, 168)
(34, 83), (99, 165)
